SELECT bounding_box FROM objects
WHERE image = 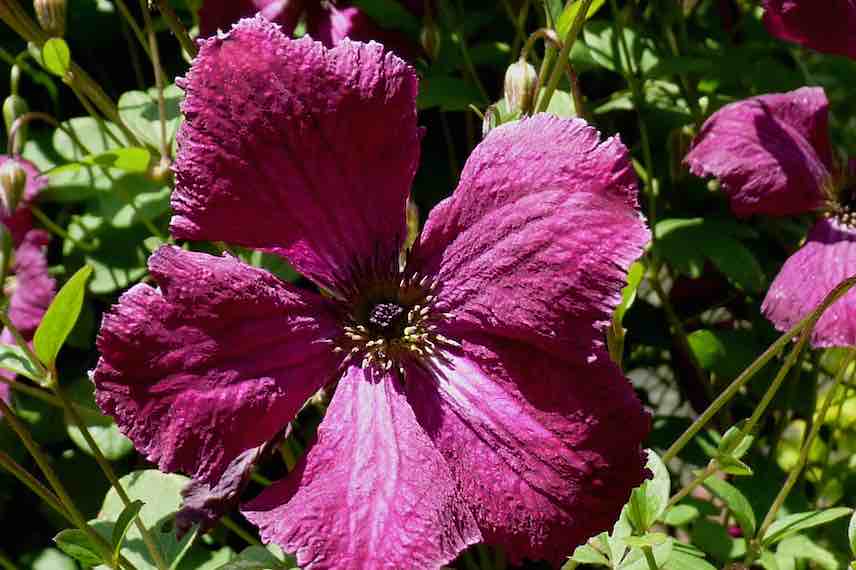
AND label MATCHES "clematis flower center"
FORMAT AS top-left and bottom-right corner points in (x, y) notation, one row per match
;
(334, 271), (459, 373)
(829, 183), (856, 228)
